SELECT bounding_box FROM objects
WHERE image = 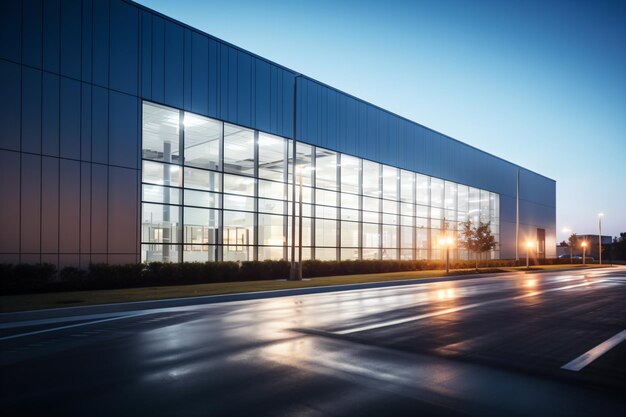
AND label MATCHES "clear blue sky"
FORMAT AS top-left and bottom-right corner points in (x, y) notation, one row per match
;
(136, 0), (625, 241)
